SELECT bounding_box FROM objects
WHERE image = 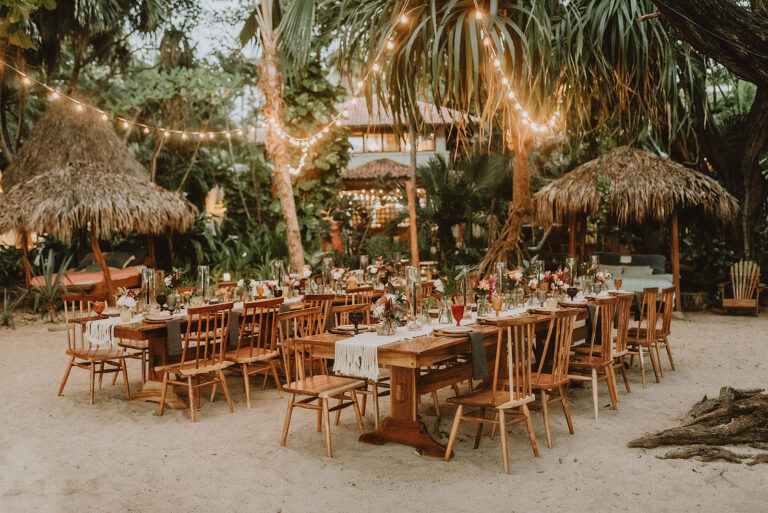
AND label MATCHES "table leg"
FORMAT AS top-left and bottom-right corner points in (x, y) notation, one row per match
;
(130, 336), (187, 409)
(359, 366), (449, 458)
